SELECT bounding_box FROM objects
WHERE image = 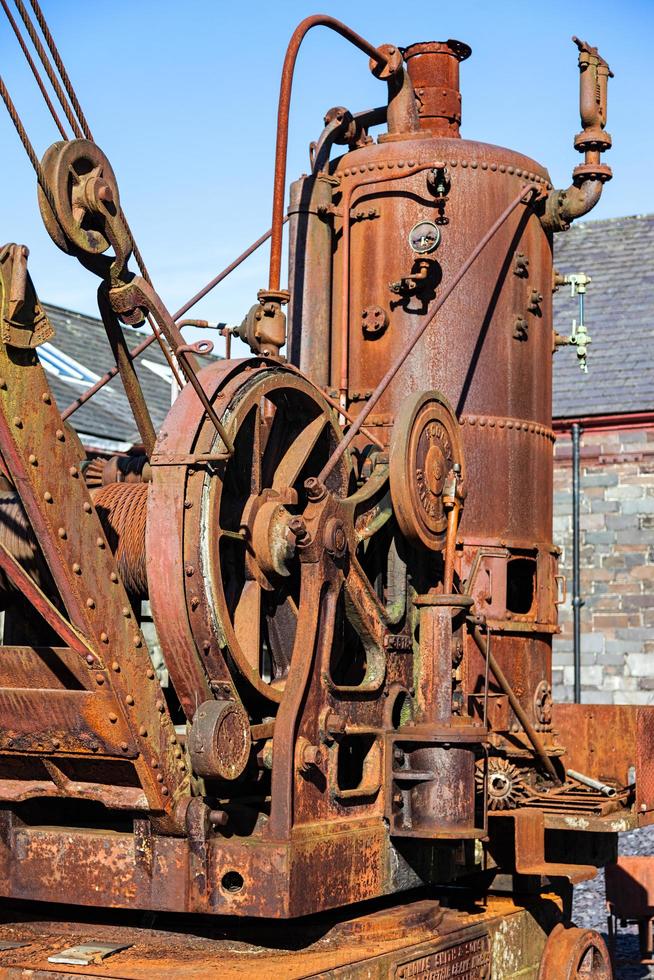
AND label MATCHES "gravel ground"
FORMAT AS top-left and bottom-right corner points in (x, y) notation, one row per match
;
(573, 825), (654, 979)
